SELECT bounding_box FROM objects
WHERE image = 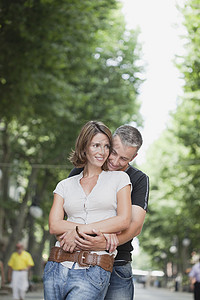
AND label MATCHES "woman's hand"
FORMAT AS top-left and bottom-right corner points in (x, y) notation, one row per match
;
(74, 229), (119, 253)
(103, 233), (119, 253)
(74, 229), (107, 251)
(60, 229), (79, 253)
(59, 228), (119, 253)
